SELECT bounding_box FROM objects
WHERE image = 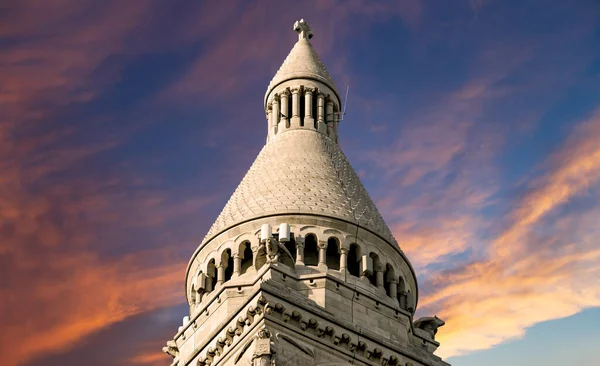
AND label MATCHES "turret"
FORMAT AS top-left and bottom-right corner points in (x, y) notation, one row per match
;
(264, 19), (342, 143)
